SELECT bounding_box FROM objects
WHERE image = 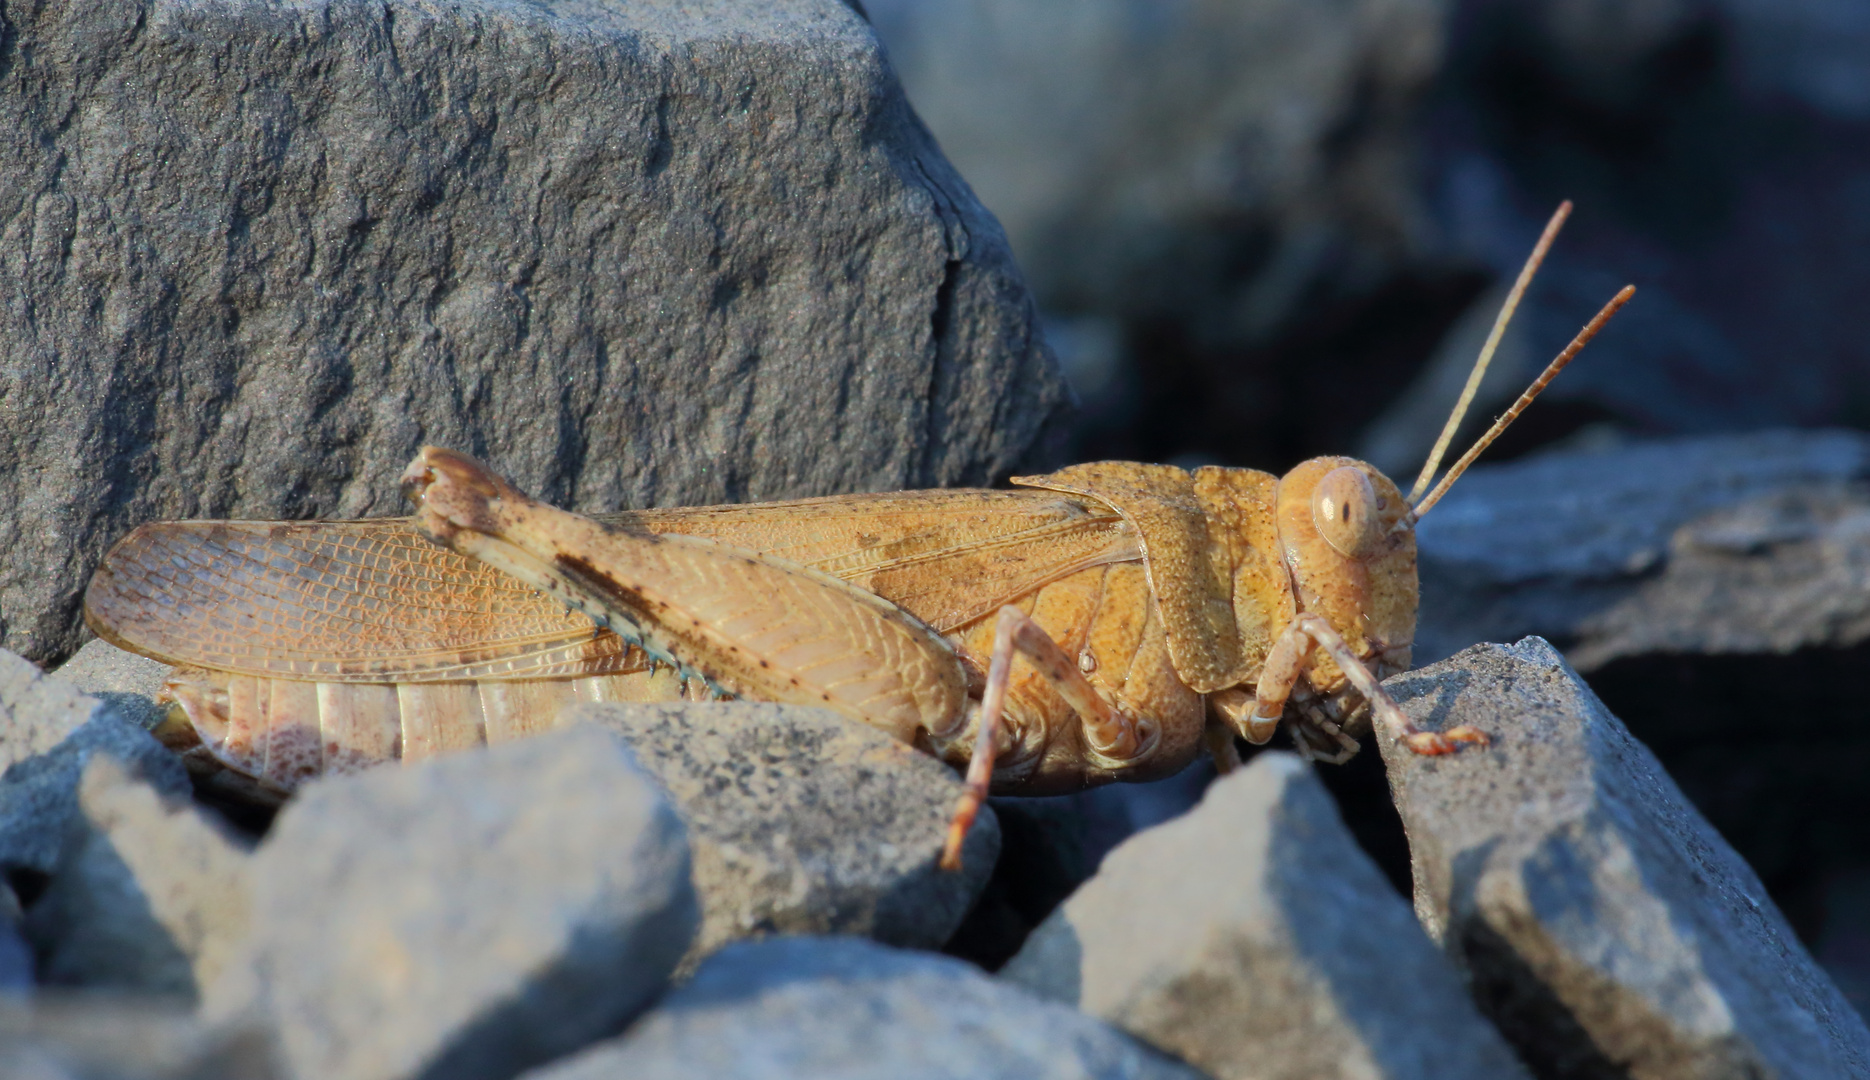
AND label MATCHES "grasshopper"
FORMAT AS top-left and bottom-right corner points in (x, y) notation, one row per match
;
(82, 205), (1630, 869)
